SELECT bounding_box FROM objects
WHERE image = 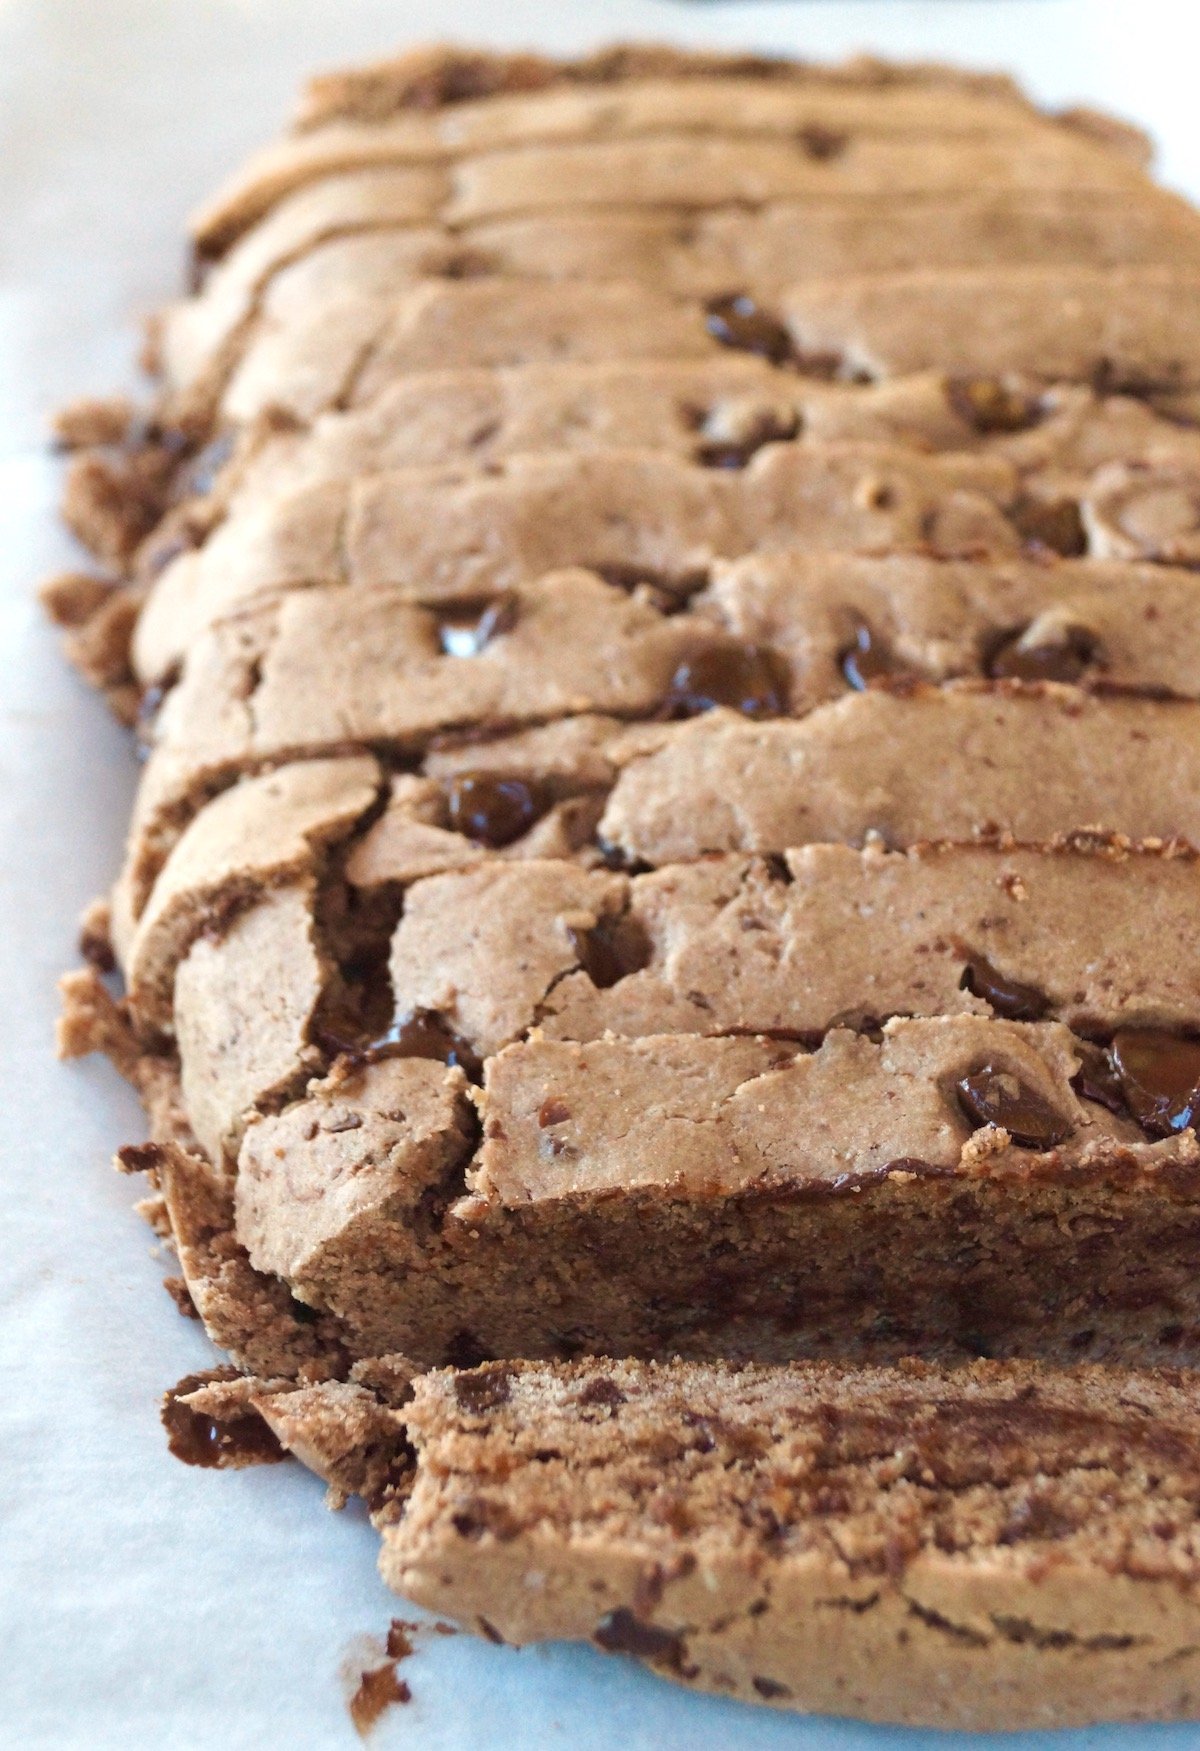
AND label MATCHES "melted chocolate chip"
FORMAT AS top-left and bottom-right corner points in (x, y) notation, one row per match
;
(567, 915), (652, 988)
(839, 623), (893, 691)
(959, 954), (1050, 1022)
(1071, 1044), (1128, 1116)
(453, 1367), (514, 1414)
(443, 771), (549, 847)
(538, 1097), (572, 1127)
(372, 1009), (483, 1080)
(664, 642), (790, 719)
(956, 1066), (1069, 1149)
(161, 1372), (286, 1470)
(1012, 496), (1088, 558)
(986, 623), (1101, 684)
(436, 593), (517, 656)
(1110, 1028), (1200, 1136)
(593, 1608), (685, 1669)
(947, 377), (1043, 435)
(705, 294), (794, 366)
